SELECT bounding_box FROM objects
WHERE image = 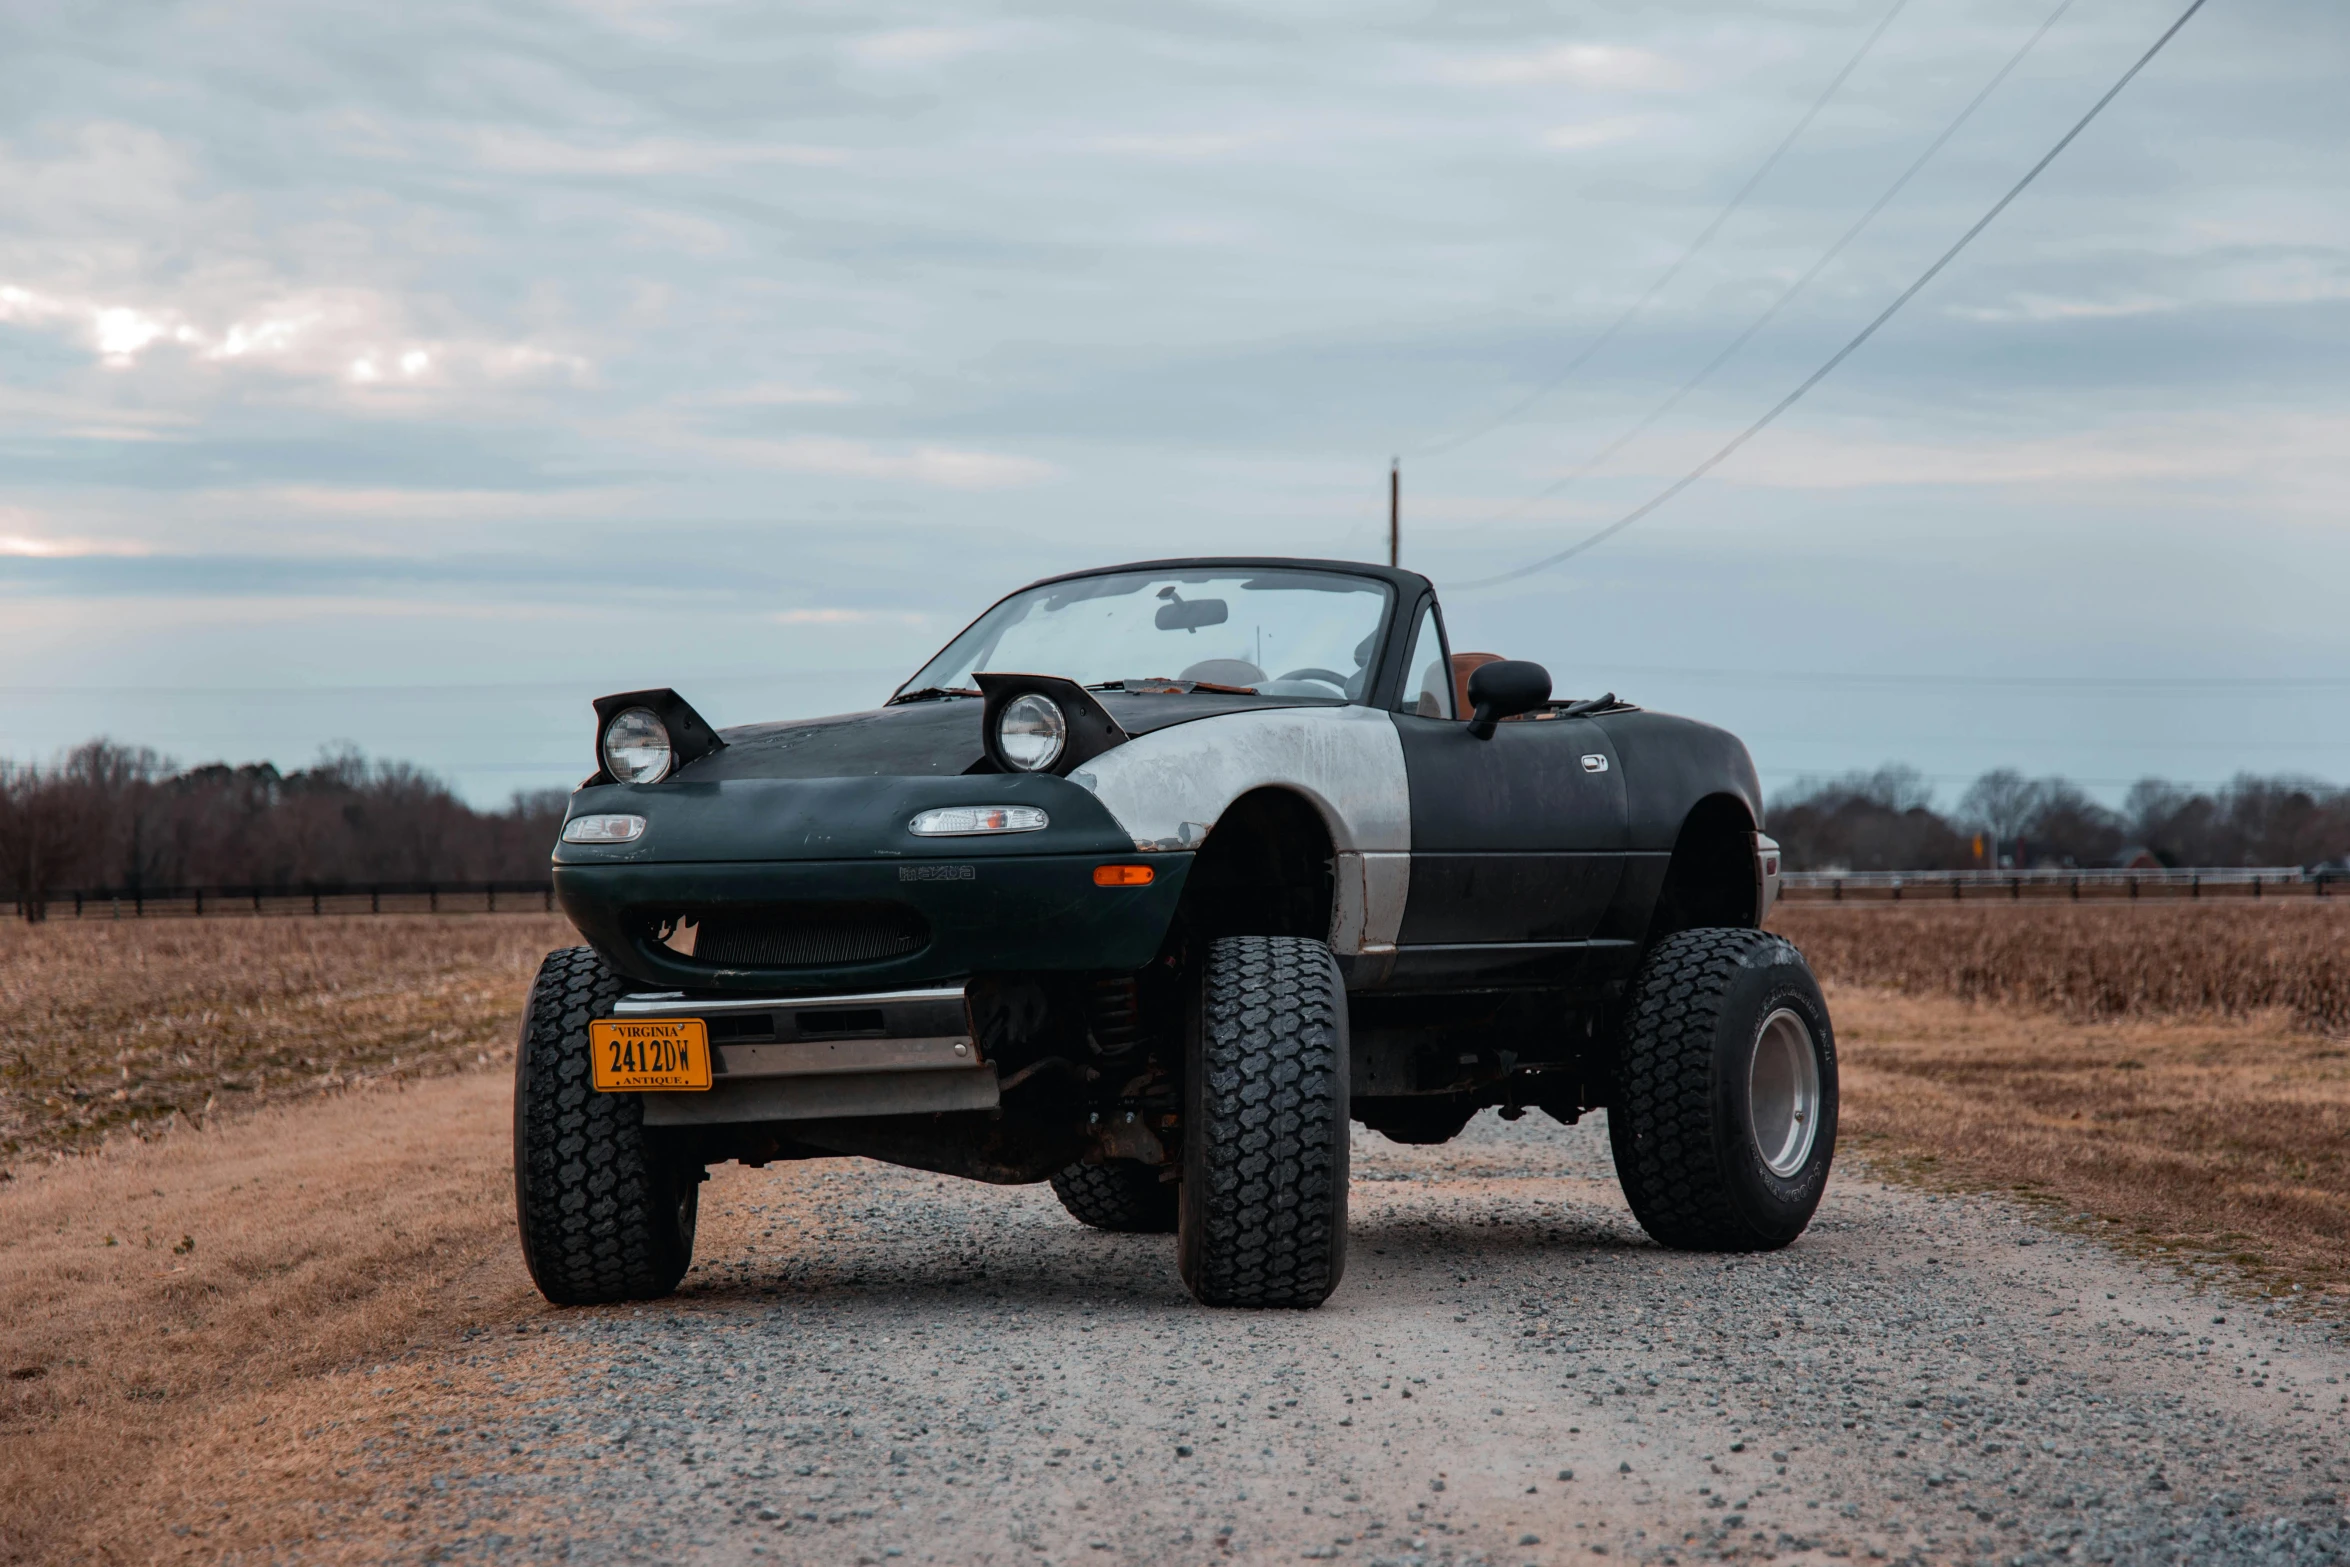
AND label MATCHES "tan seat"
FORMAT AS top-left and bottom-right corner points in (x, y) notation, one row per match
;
(1450, 652), (1503, 720)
